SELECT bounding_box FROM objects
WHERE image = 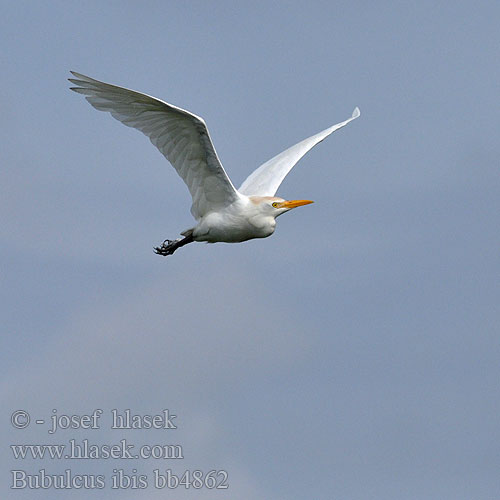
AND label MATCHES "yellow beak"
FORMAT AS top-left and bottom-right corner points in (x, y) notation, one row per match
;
(279, 199), (314, 209)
